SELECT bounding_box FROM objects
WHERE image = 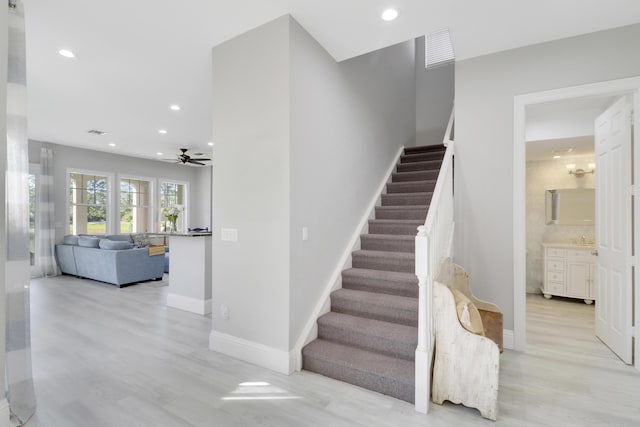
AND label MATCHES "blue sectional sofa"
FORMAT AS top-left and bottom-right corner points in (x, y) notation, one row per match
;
(55, 235), (165, 287)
